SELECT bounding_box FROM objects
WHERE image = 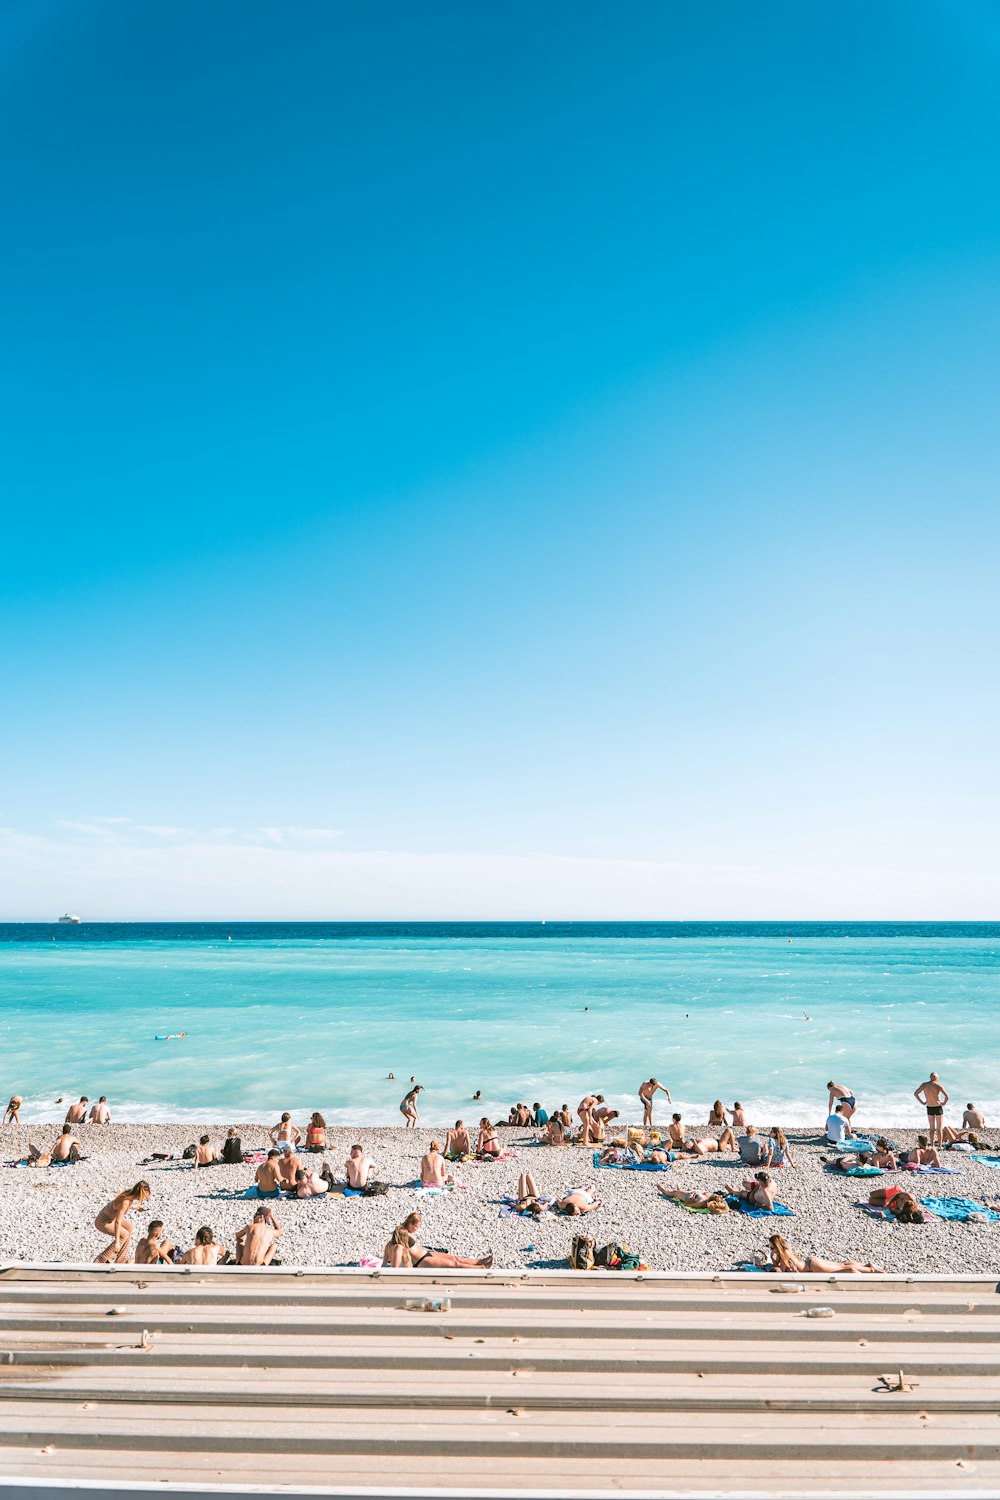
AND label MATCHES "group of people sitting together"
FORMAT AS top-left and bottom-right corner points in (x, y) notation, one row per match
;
(93, 1181), (286, 1266)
